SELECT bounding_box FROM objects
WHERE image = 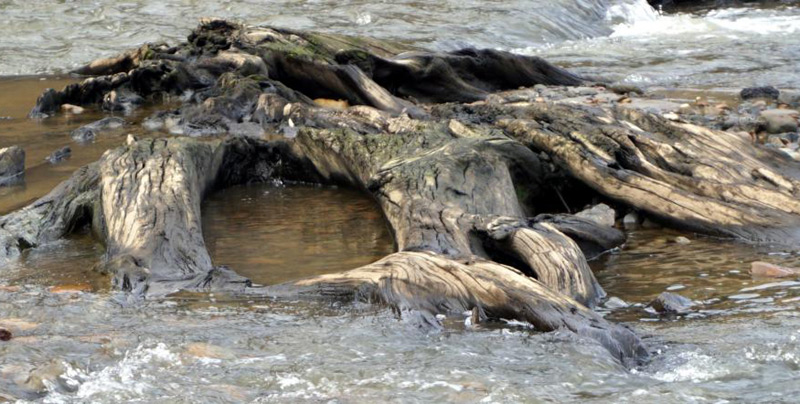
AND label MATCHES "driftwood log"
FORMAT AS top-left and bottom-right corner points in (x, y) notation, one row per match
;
(5, 19), (800, 363)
